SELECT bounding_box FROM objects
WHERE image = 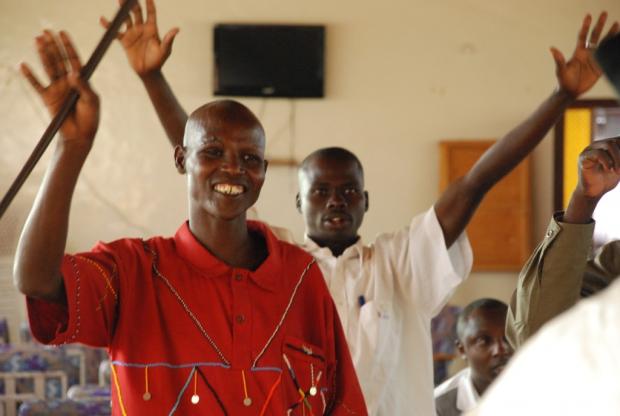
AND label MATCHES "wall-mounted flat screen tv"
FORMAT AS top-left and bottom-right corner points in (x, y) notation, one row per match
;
(213, 24), (325, 98)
